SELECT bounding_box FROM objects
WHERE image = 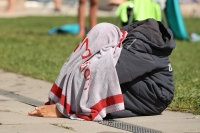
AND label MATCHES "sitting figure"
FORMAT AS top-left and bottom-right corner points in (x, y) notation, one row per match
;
(28, 19), (176, 120)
